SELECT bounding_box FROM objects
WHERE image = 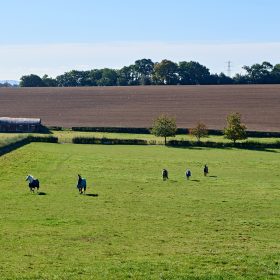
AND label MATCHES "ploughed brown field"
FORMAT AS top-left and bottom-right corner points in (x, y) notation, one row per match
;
(0, 85), (279, 131)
